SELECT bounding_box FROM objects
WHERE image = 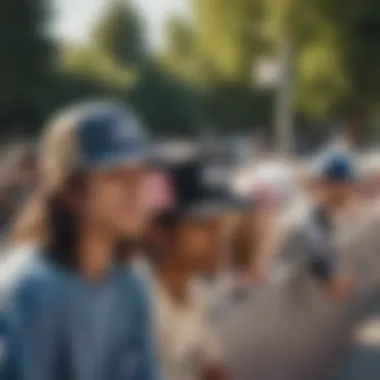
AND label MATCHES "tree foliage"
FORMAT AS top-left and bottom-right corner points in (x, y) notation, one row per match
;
(91, 0), (147, 66)
(160, 16), (198, 83)
(61, 44), (138, 89)
(129, 63), (201, 135)
(0, 0), (55, 131)
(192, 0), (264, 83)
(2, 0), (380, 138)
(203, 82), (274, 132)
